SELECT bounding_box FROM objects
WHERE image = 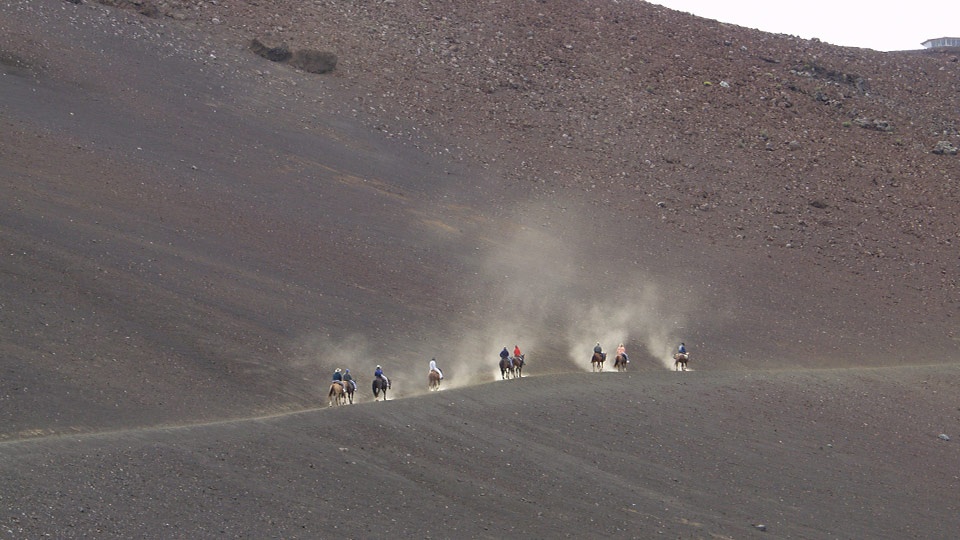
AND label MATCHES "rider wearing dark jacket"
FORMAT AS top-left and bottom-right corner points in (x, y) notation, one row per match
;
(342, 368), (355, 391)
(332, 368), (343, 383)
